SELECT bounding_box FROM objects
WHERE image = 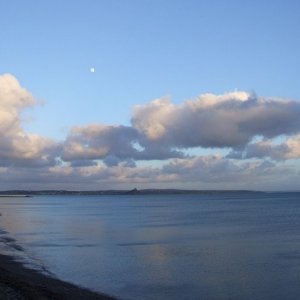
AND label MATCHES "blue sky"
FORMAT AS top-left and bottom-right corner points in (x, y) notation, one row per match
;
(2, 0), (300, 138)
(1, 0), (300, 190)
